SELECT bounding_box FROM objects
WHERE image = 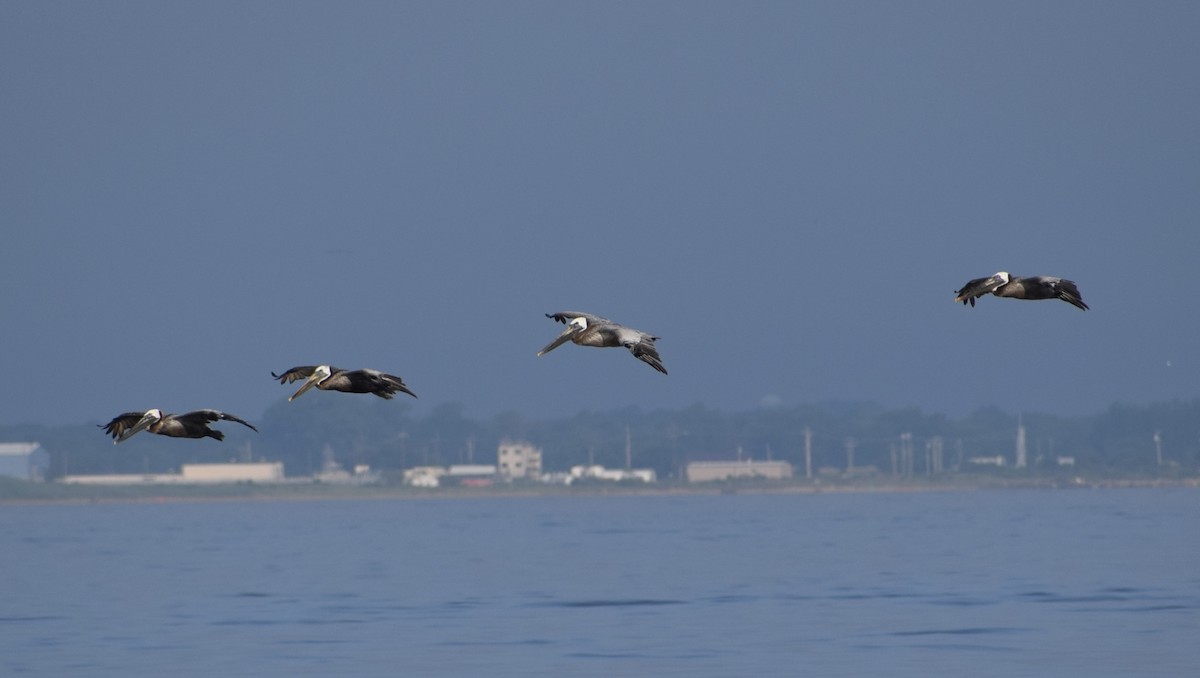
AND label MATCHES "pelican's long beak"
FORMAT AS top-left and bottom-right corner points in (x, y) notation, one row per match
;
(538, 325), (581, 356)
(118, 411), (158, 443)
(537, 317), (586, 356)
(289, 374), (322, 401)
